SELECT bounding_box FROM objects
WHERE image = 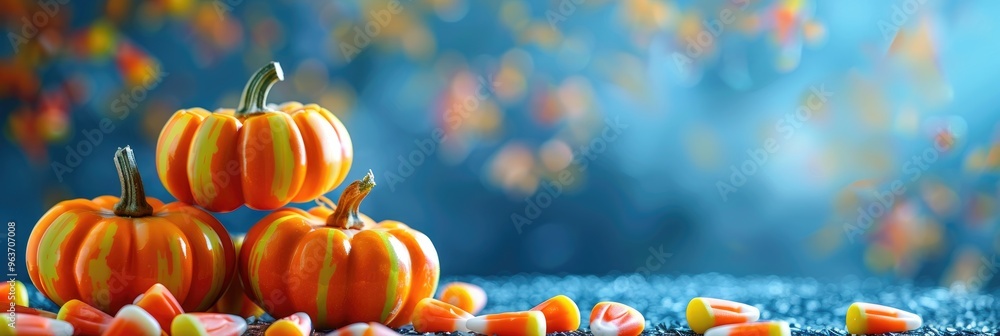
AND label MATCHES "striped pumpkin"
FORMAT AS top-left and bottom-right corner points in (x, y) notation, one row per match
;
(239, 171), (440, 329)
(209, 235), (265, 318)
(155, 61), (353, 212)
(26, 147), (236, 314)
